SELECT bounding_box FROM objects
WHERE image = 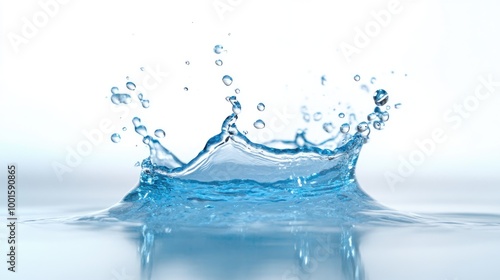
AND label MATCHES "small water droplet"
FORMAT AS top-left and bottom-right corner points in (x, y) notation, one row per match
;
(235, 88), (240, 94)
(122, 127), (127, 131)
(395, 103), (402, 109)
(111, 133), (121, 143)
(126, 76), (130, 80)
(242, 130), (248, 135)
(303, 113), (311, 122)
(138, 93), (143, 100)
(227, 96), (241, 114)
(185, 61), (190, 65)
(361, 84), (369, 92)
(313, 112), (323, 121)
(380, 111), (390, 121)
(111, 87), (119, 94)
(134, 161), (140, 167)
(215, 59), (223, 66)
(141, 99), (150, 108)
(154, 129), (166, 138)
(184, 87), (189, 91)
(140, 67), (145, 71)
(354, 75), (360, 81)
(367, 113), (377, 121)
(373, 121), (385, 130)
(373, 89), (389, 106)
(214, 45), (223, 54)
(132, 117), (141, 127)
(257, 103), (265, 111)
(222, 75), (233, 86)
(386, 105), (391, 110)
(357, 122), (369, 132)
(111, 94), (132, 105)
(370, 77), (376, 84)
(253, 119), (265, 129)
(321, 75), (327, 85)
(323, 122), (335, 133)
(126, 81), (136, 90)
(338, 112), (345, 118)
(135, 125), (148, 136)
(142, 136), (151, 144)
(340, 123), (350, 133)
